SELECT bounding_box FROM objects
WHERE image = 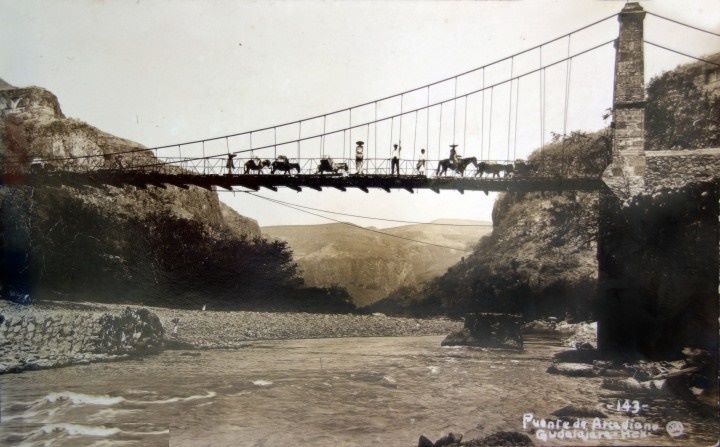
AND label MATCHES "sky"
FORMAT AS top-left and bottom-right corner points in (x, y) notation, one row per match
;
(2, 0), (719, 228)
